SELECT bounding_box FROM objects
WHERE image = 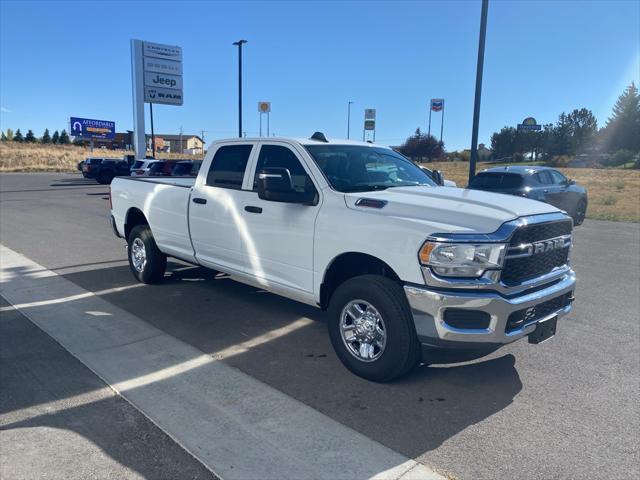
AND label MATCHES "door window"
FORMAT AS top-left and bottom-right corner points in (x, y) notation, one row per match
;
(253, 145), (315, 194)
(549, 170), (568, 185)
(206, 144), (253, 189)
(535, 171), (554, 185)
